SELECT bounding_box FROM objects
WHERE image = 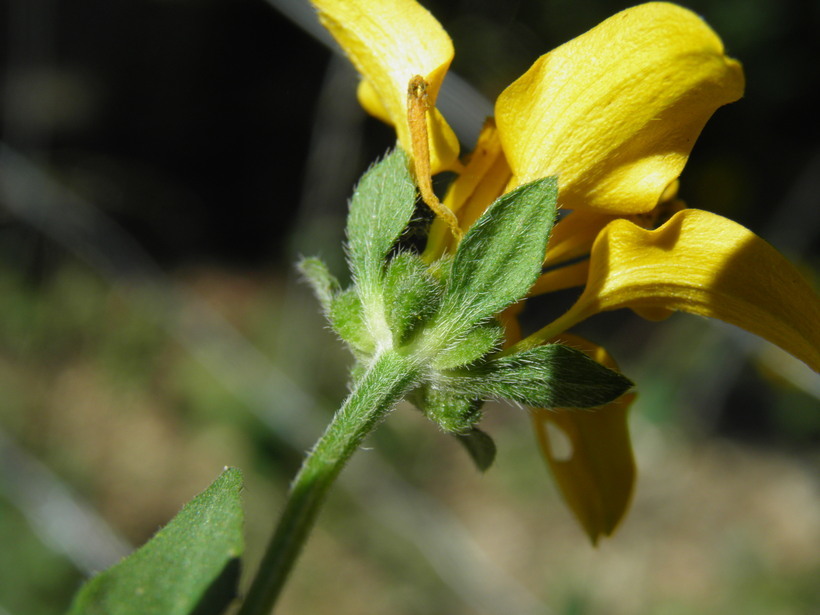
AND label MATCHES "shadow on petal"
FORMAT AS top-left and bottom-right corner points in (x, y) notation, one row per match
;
(530, 334), (636, 544)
